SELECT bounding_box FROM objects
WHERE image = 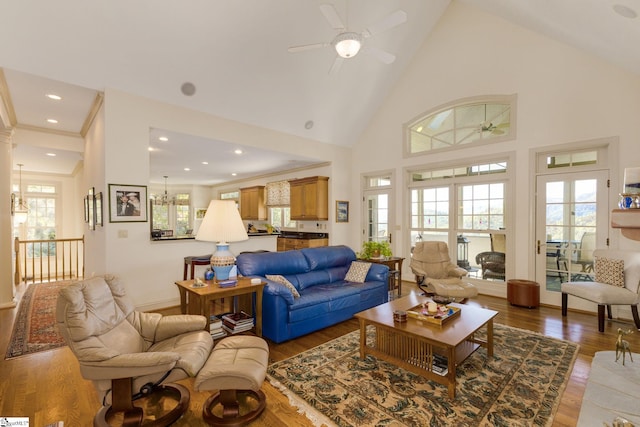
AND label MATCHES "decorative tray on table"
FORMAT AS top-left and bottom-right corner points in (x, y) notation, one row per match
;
(406, 303), (460, 325)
